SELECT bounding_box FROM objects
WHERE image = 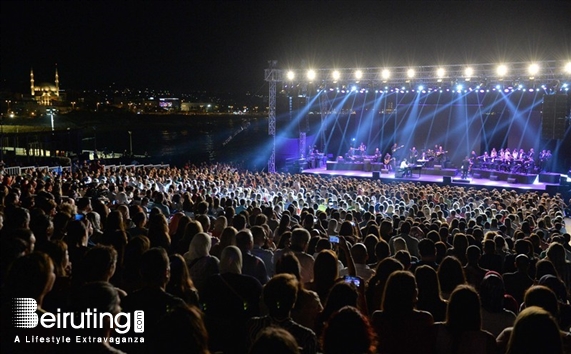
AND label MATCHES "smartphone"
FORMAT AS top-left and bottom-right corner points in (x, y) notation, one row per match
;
(344, 275), (361, 287)
(329, 235), (339, 244)
(74, 213), (85, 221)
